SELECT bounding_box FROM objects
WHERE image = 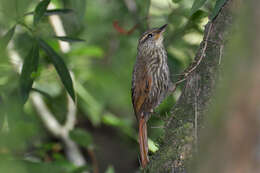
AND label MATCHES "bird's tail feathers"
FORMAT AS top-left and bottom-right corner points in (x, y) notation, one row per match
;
(139, 117), (149, 168)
